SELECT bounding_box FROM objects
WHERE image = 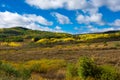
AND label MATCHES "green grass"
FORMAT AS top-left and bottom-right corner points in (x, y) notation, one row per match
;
(0, 57), (120, 80)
